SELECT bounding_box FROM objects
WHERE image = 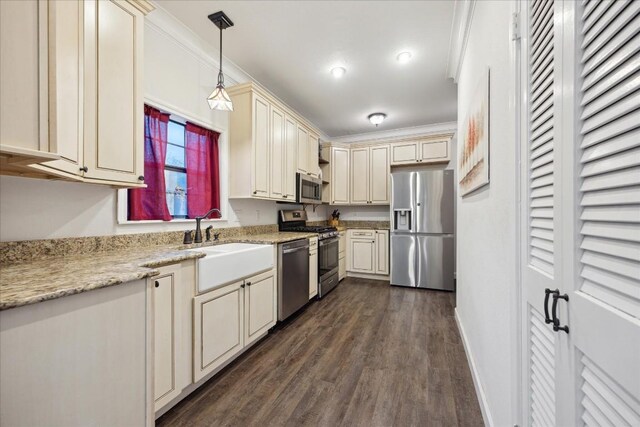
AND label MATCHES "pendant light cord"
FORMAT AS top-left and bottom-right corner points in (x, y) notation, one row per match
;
(218, 25), (224, 86)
